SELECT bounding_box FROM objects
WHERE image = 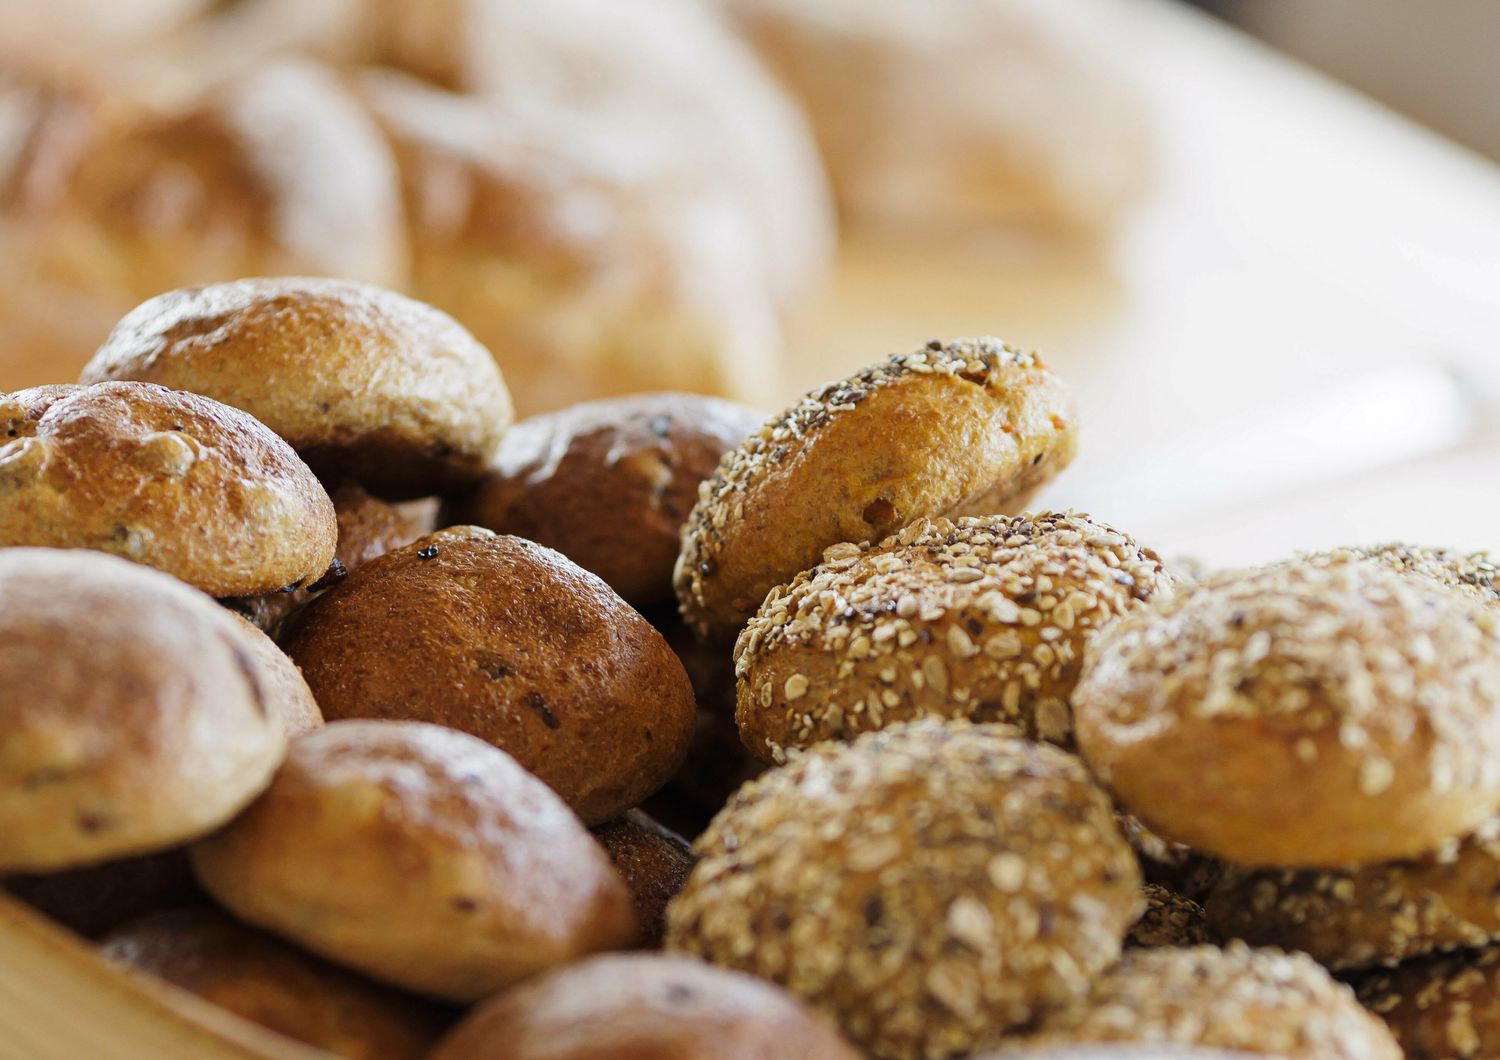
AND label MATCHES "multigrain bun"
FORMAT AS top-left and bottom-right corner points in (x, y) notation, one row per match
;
(191, 720), (635, 1003)
(226, 484), (438, 638)
(82, 278), (512, 499)
(0, 382), (335, 596)
(666, 719), (1141, 1059)
(591, 811), (695, 950)
(0, 549), (285, 872)
(1305, 543), (1500, 608)
(735, 512), (1171, 761)
(1204, 817), (1500, 971)
(453, 393), (763, 607)
(282, 527), (696, 825)
(101, 907), (450, 1060)
(1075, 560), (1500, 867)
(675, 339), (1077, 642)
(4, 849), (203, 939)
(1356, 945), (1500, 1059)
(428, 953), (859, 1060)
(1126, 884), (1207, 950)
(1015, 944), (1400, 1060)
